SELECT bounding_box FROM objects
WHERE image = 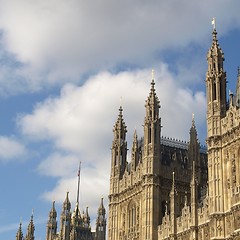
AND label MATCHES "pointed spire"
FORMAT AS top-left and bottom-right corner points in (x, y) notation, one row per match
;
(96, 198), (106, 240)
(131, 129), (139, 170)
(16, 221), (23, 240)
(63, 191), (71, 211)
(208, 22), (224, 63)
(46, 201), (57, 240)
(60, 192), (71, 240)
(25, 212), (35, 240)
(145, 71), (160, 121)
(190, 113), (197, 138)
(50, 200), (57, 217)
(83, 206), (90, 228)
(98, 197), (106, 216)
(113, 106), (127, 135)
